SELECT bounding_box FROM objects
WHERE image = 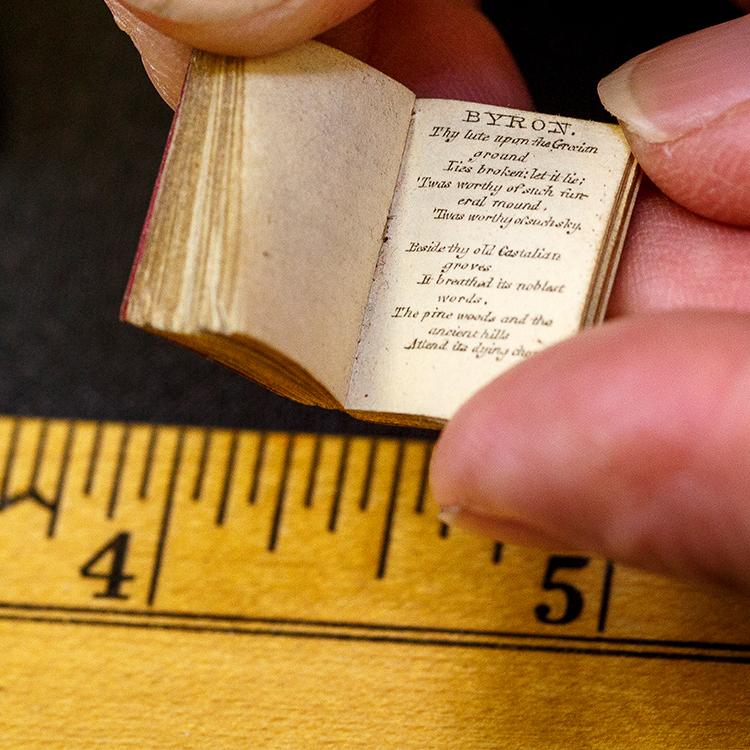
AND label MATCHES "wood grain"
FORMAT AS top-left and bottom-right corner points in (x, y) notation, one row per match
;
(1, 415), (749, 748)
